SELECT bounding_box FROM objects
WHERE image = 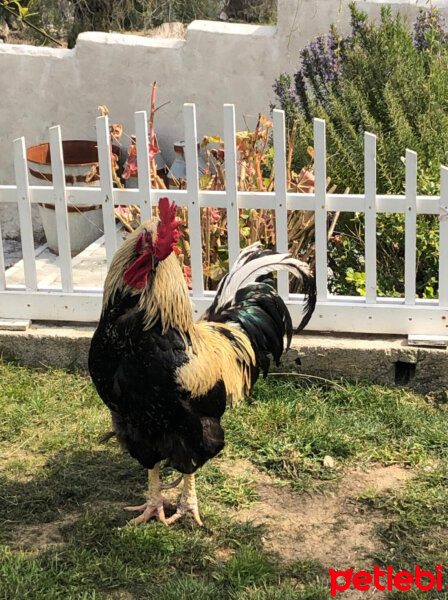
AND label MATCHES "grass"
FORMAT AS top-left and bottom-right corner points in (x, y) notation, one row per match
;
(227, 378), (448, 490)
(1, 361), (448, 598)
